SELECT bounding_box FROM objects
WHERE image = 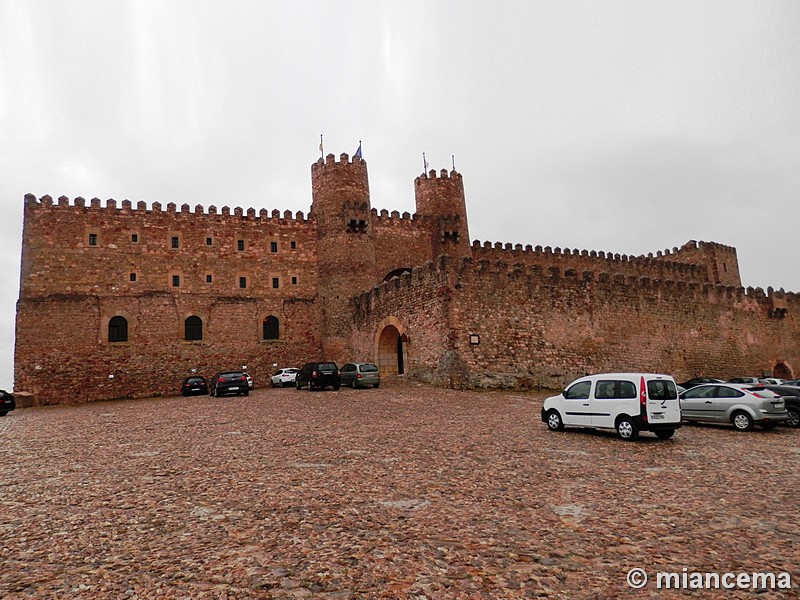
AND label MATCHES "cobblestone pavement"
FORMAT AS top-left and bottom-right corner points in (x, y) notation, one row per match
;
(1, 381), (798, 599)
